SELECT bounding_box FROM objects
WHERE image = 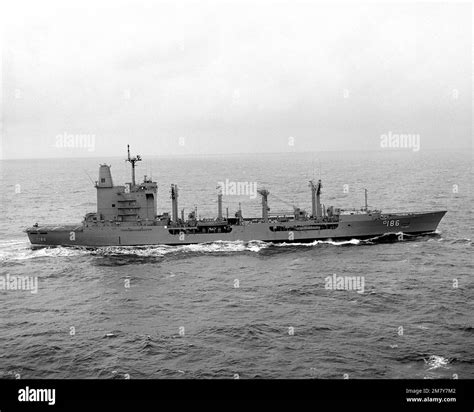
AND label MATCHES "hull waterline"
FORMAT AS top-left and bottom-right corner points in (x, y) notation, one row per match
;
(27, 211), (446, 247)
